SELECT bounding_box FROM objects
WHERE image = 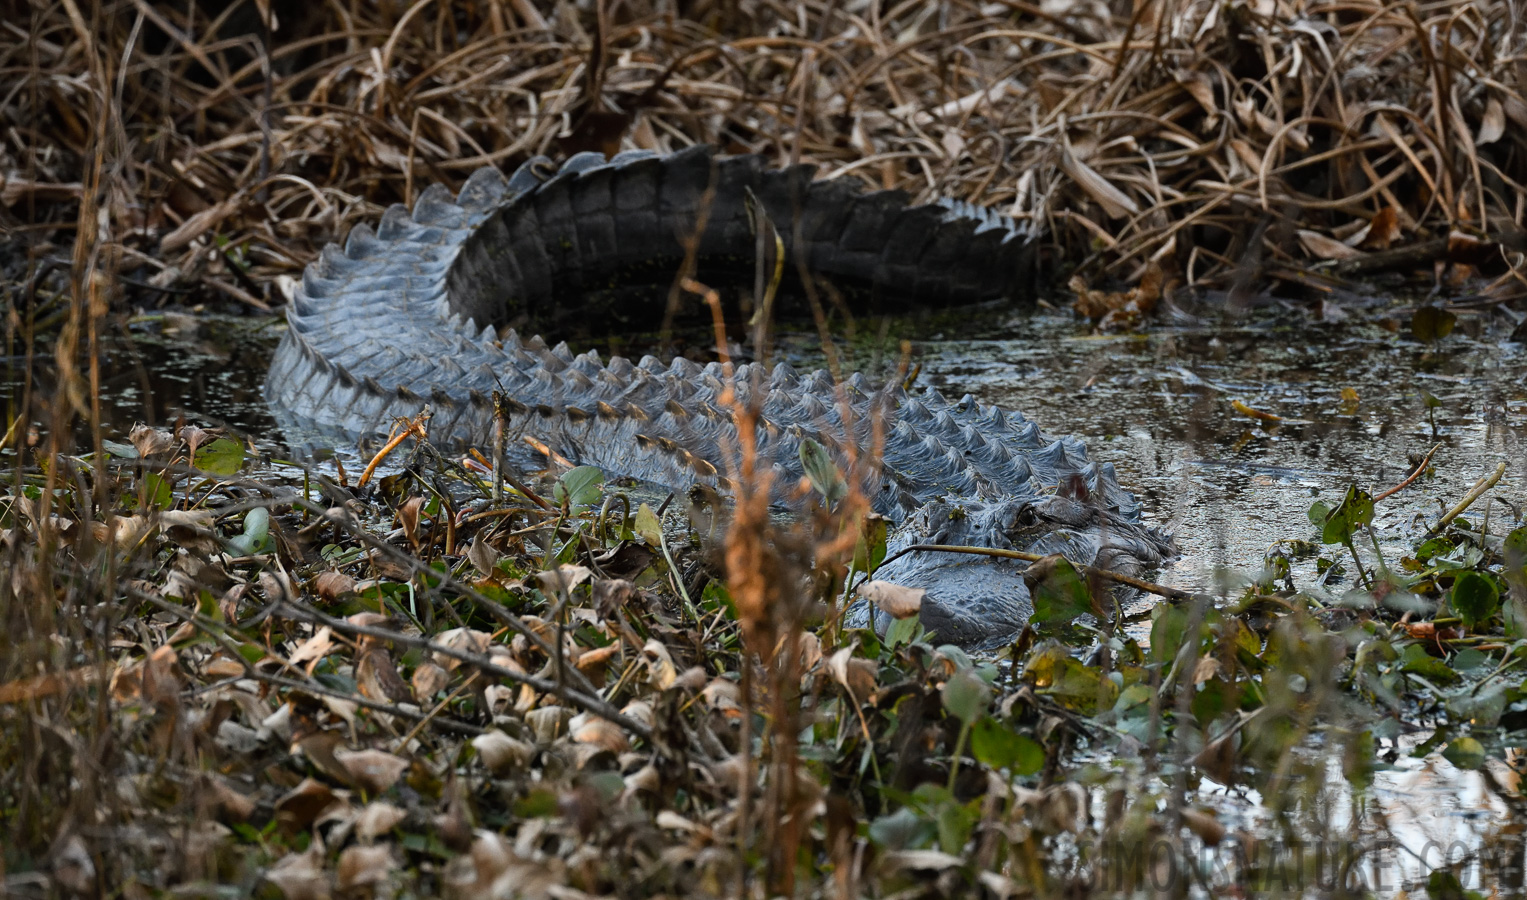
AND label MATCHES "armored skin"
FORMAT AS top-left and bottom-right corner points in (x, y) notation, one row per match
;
(265, 146), (1171, 648)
